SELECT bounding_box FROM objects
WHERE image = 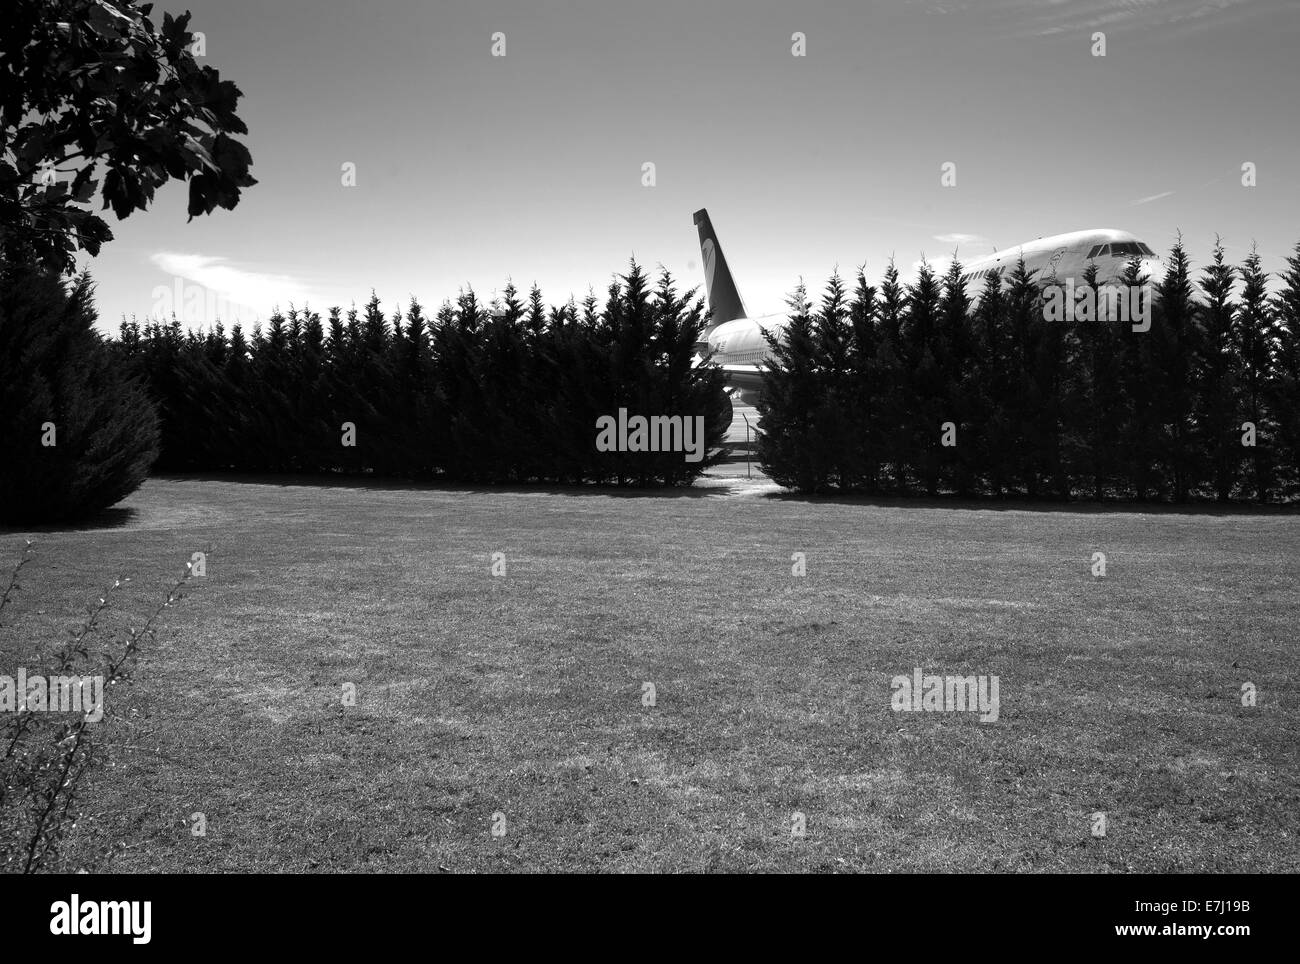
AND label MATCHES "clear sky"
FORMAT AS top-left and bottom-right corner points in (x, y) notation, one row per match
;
(82, 0), (1300, 331)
